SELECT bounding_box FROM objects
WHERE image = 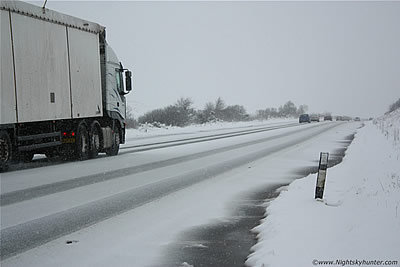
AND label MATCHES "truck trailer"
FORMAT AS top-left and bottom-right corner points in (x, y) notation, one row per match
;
(0, 1), (132, 171)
